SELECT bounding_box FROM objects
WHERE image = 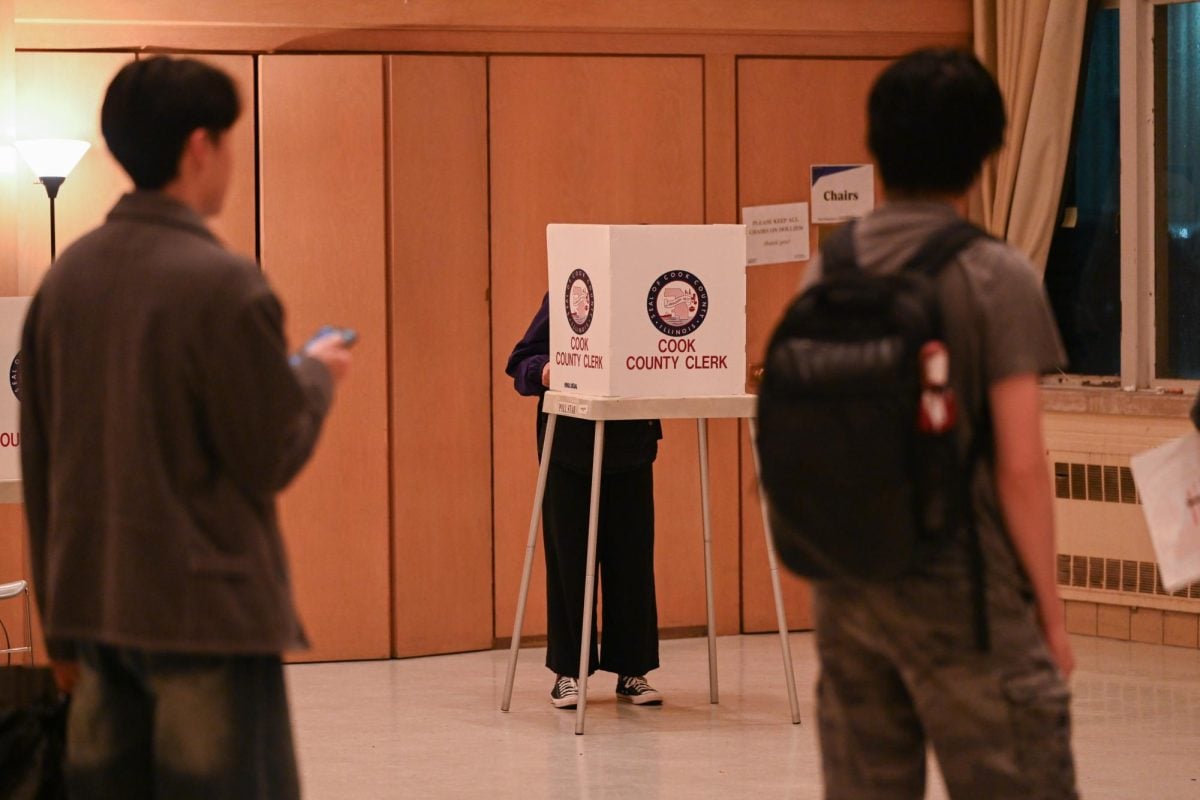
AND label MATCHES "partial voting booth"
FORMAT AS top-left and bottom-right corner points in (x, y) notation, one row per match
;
(0, 299), (32, 665)
(501, 224), (801, 734)
(0, 298), (29, 500)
